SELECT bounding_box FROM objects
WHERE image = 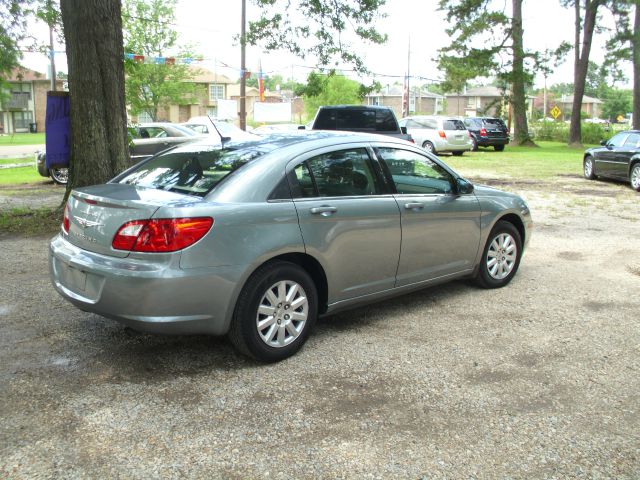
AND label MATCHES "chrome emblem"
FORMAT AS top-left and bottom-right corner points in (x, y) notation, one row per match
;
(75, 216), (102, 229)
